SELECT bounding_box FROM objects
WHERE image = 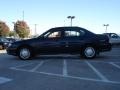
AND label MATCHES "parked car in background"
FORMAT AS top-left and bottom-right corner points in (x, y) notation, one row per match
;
(7, 27), (111, 60)
(0, 37), (10, 50)
(6, 38), (17, 43)
(103, 33), (120, 44)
